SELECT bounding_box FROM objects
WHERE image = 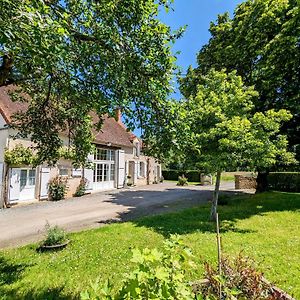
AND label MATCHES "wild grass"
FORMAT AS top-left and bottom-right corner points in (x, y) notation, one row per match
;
(0, 191), (299, 299)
